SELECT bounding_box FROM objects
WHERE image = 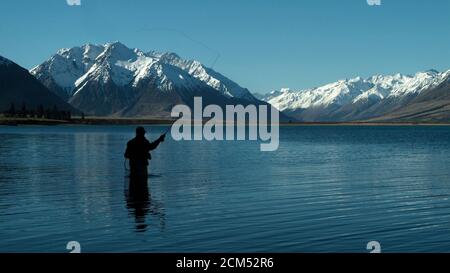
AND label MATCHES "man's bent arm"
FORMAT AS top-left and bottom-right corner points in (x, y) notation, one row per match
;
(148, 136), (164, 151)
